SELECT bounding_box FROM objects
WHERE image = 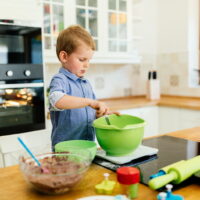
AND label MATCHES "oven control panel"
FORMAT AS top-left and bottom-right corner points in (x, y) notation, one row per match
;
(24, 70), (31, 77)
(6, 70), (13, 77)
(0, 64), (43, 81)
